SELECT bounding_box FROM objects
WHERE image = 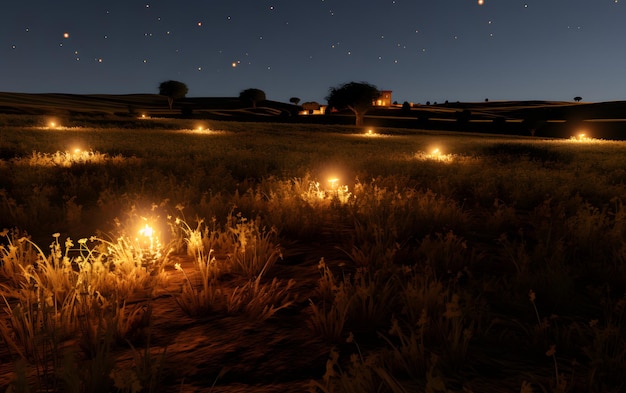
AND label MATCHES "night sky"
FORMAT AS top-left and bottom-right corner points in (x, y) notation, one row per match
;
(2, 1), (625, 104)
